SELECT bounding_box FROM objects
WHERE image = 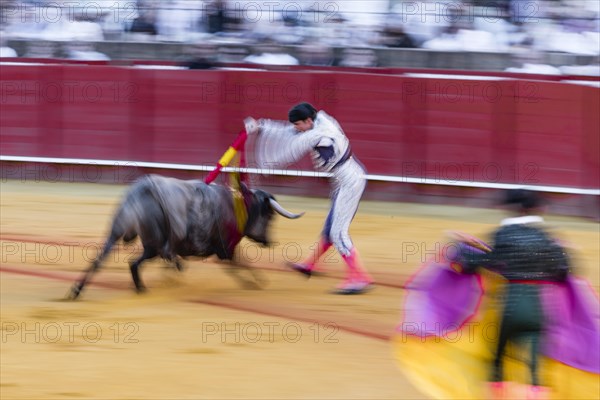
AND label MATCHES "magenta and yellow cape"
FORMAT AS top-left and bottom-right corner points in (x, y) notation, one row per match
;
(393, 235), (600, 399)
